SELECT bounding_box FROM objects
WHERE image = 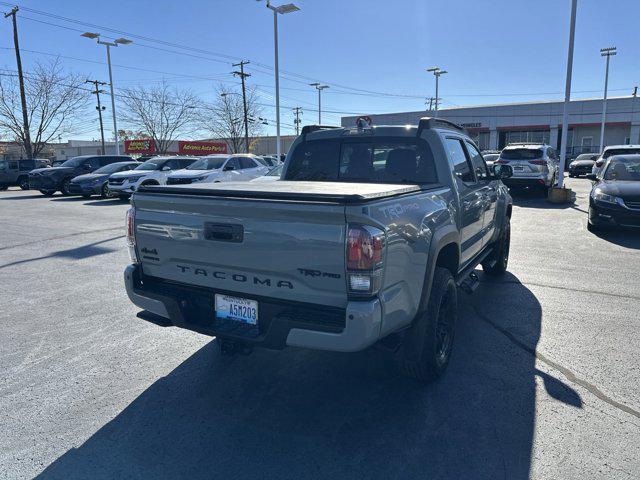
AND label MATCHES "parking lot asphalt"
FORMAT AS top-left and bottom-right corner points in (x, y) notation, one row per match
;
(1, 178), (639, 480)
